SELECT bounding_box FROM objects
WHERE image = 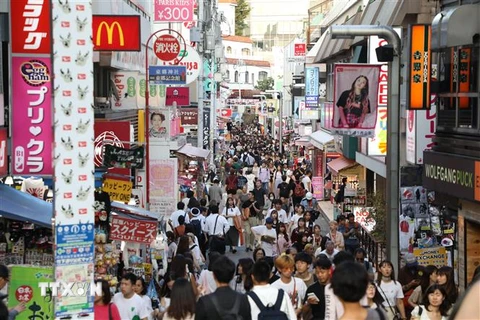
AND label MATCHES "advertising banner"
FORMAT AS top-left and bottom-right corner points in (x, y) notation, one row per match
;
(407, 25), (431, 110)
(10, 0), (51, 55)
(154, 0), (194, 22)
(406, 105), (437, 164)
(11, 57), (53, 175)
(305, 67), (319, 108)
(353, 207), (376, 232)
(137, 76), (166, 108)
(0, 128), (7, 176)
(332, 64), (380, 137)
(110, 216), (157, 243)
(166, 87), (190, 106)
(8, 266), (53, 320)
(92, 15), (141, 51)
(180, 108), (198, 125)
(103, 145), (145, 169)
(94, 121), (131, 175)
(367, 107), (387, 155)
(52, 2), (95, 317)
(149, 159), (177, 217)
(102, 178), (133, 202)
(294, 43), (306, 56)
(413, 247), (447, 267)
(148, 108), (171, 141)
(161, 45), (201, 85)
(312, 176), (324, 200)
(110, 71), (139, 109)
(203, 107), (211, 149)
(266, 99), (278, 117)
